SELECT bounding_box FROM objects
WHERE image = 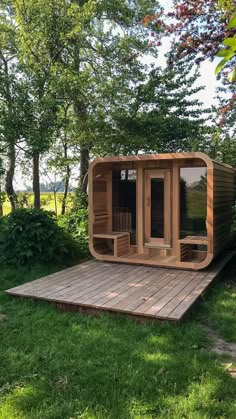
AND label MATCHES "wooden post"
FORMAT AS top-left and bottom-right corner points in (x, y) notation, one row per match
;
(207, 167), (213, 254)
(106, 171), (112, 232)
(136, 167), (144, 254)
(172, 162), (180, 258)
